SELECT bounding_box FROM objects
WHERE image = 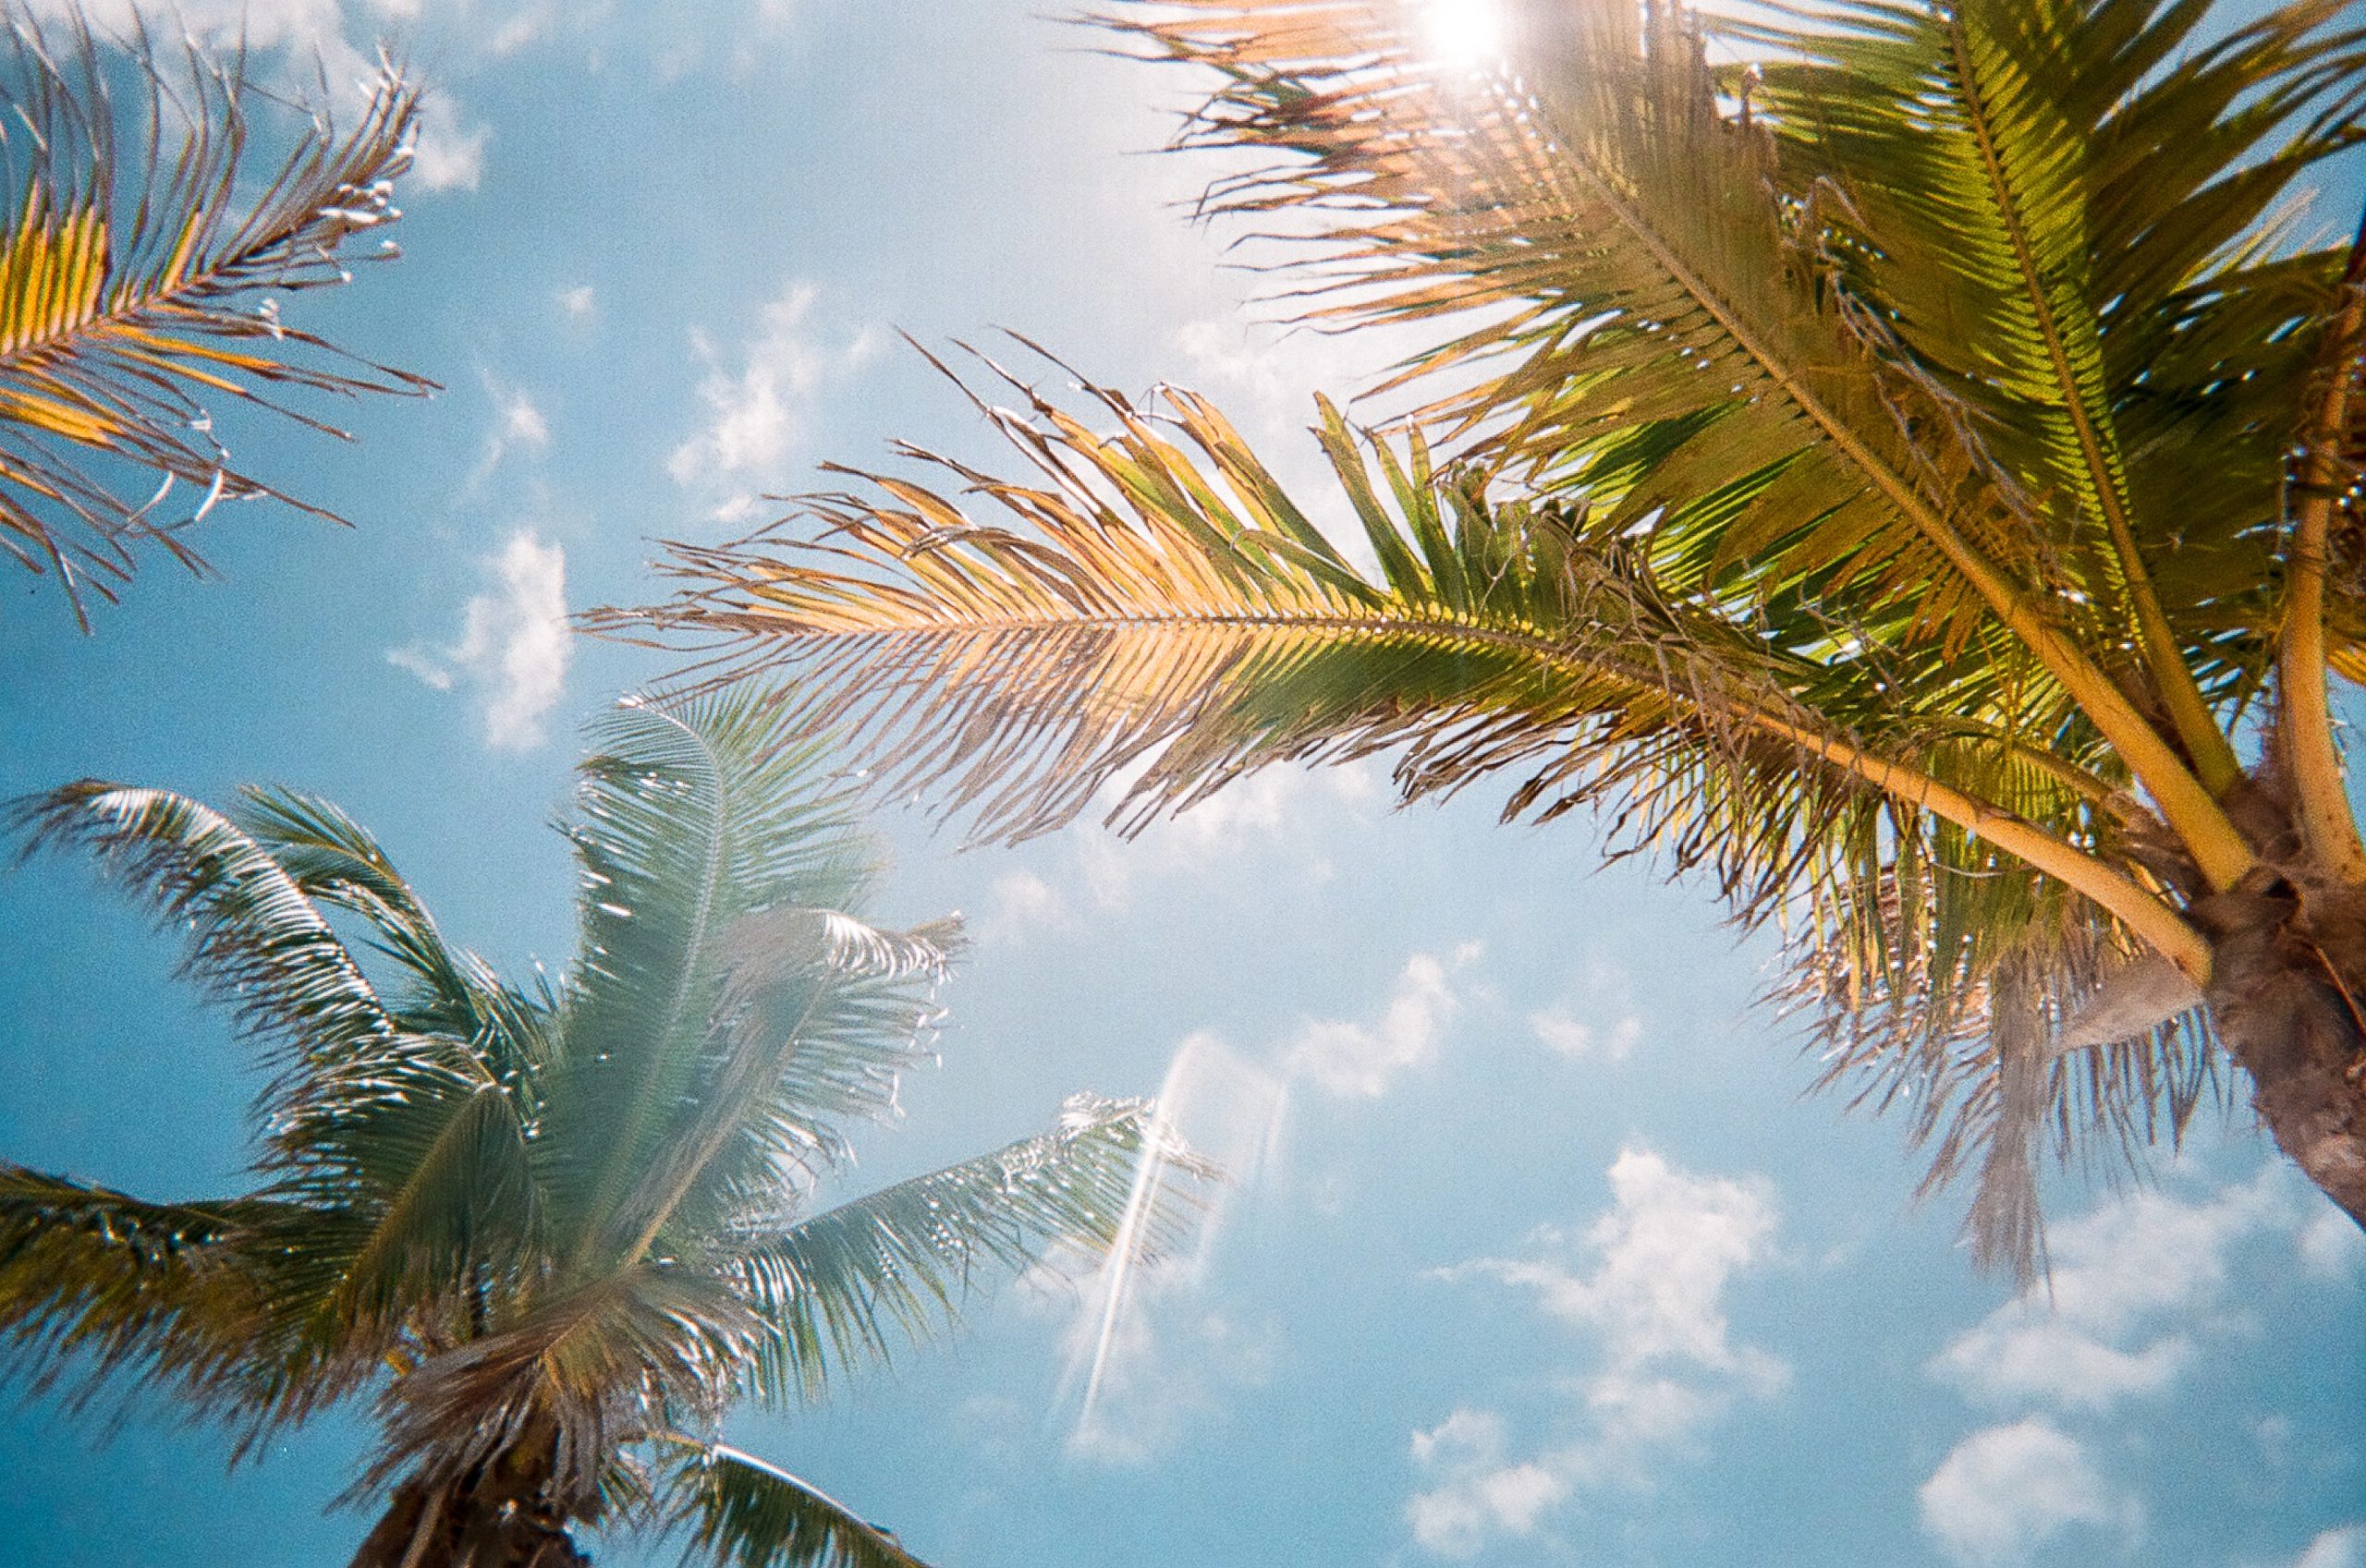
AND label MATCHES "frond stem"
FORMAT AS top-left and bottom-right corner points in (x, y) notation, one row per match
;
(1531, 86), (2258, 891)
(2279, 203), (2366, 885)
